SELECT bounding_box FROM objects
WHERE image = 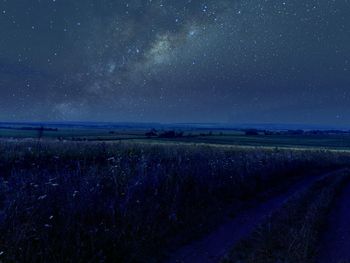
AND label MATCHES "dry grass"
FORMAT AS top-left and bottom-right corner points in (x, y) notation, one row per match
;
(0, 140), (349, 262)
(222, 170), (350, 263)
